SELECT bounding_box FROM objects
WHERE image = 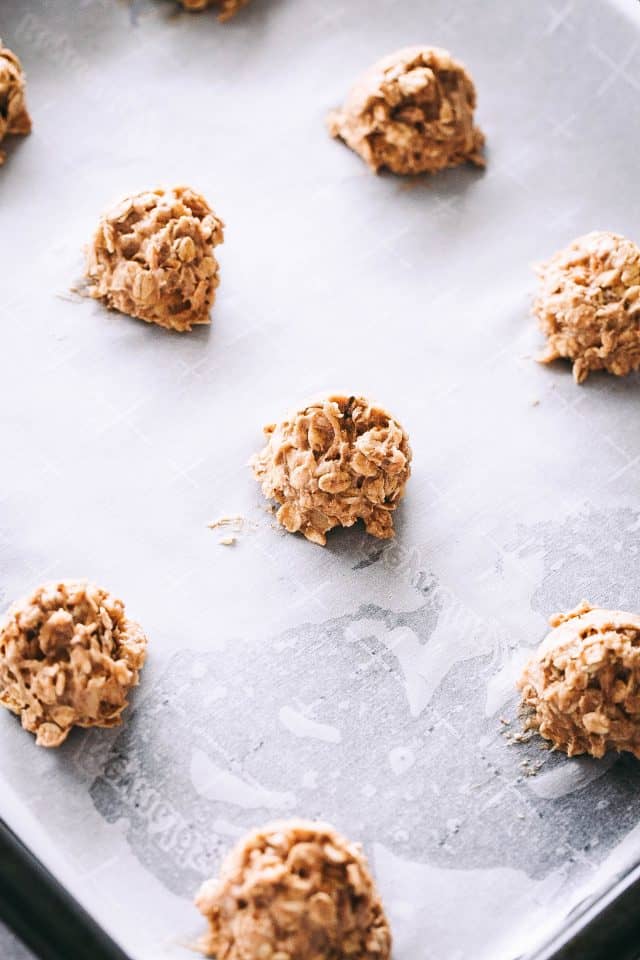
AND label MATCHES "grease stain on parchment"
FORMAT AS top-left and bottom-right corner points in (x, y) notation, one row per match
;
(374, 842), (567, 960)
(278, 705), (342, 744)
(78, 579), (640, 899)
(190, 748), (297, 810)
(506, 504), (640, 617)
